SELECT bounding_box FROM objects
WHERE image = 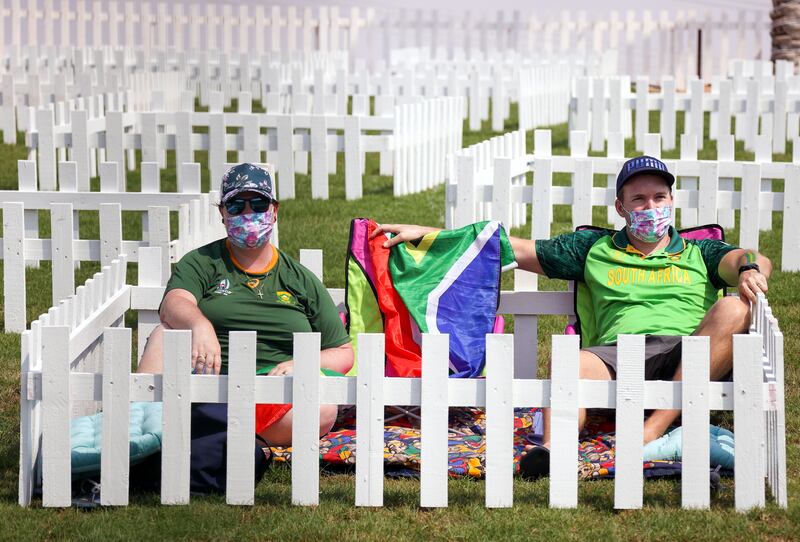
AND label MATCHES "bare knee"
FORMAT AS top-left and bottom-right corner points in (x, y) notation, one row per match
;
(710, 296), (751, 333)
(319, 404), (338, 437)
(137, 324), (167, 374)
(579, 350), (615, 380)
